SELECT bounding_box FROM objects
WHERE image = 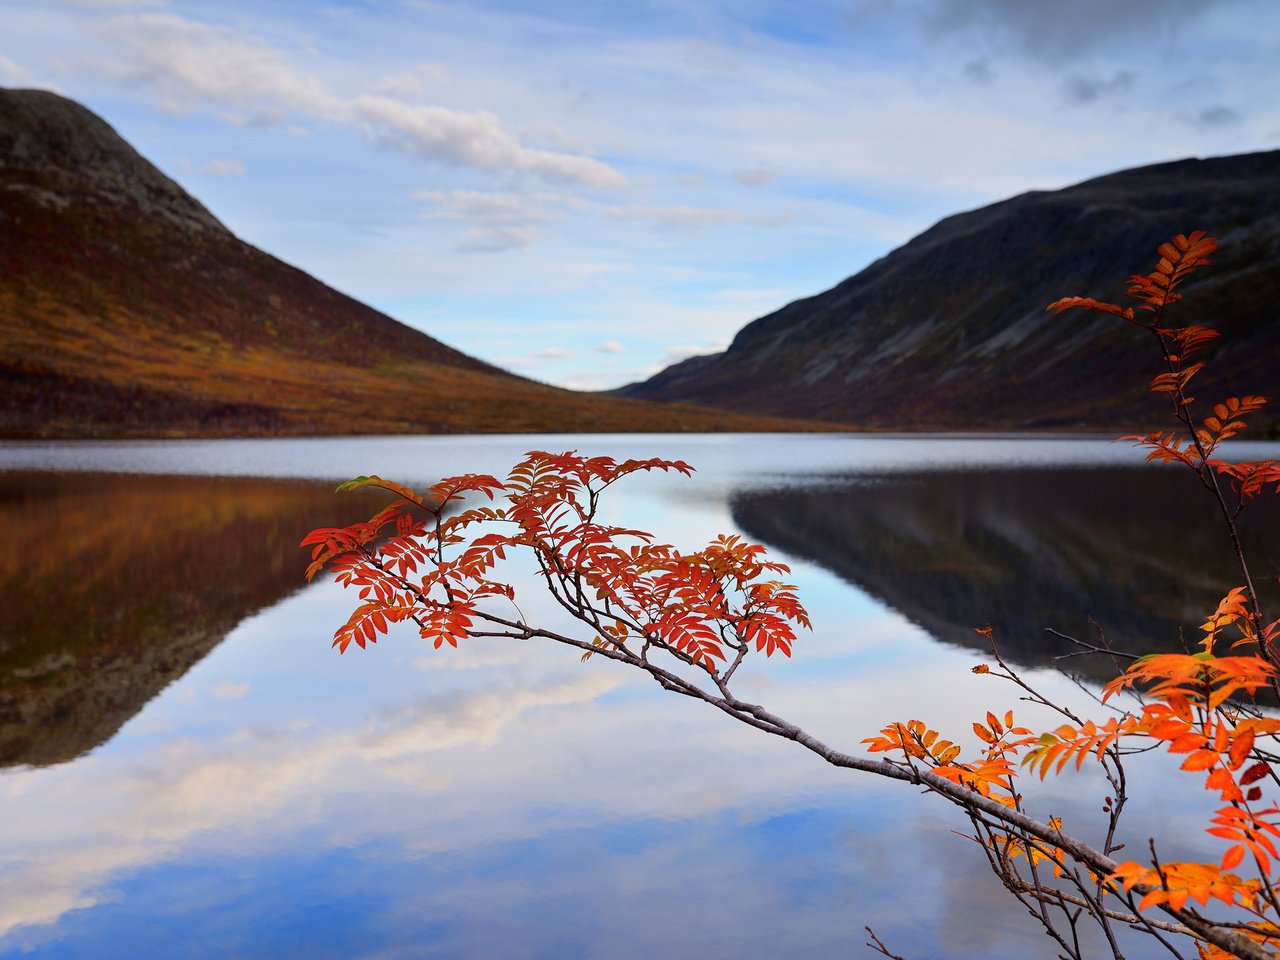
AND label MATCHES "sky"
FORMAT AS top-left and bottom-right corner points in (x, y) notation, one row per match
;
(1, 0), (1277, 391)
